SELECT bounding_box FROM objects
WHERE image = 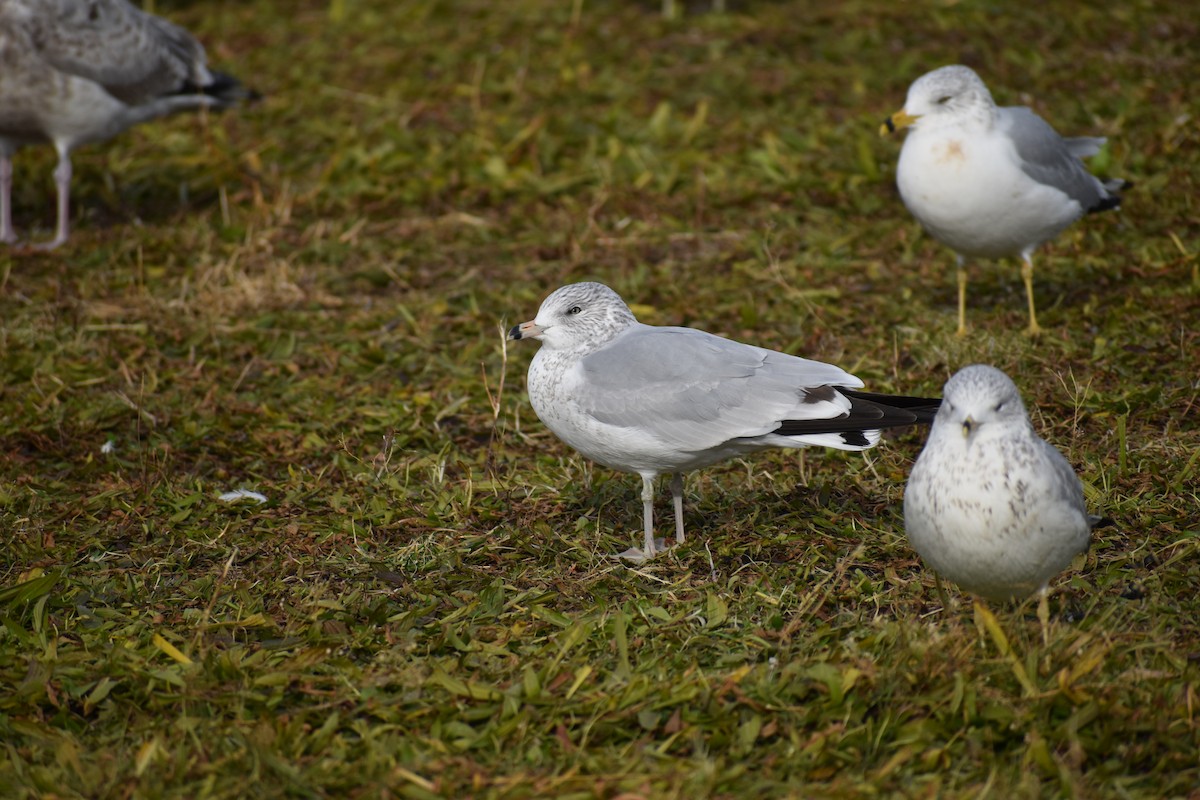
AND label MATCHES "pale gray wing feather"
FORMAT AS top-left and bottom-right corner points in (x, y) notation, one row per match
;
(999, 106), (1105, 209)
(1064, 135), (1106, 159)
(1039, 437), (1089, 518)
(1032, 435), (1094, 557)
(23, 0), (208, 103)
(576, 326), (863, 453)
